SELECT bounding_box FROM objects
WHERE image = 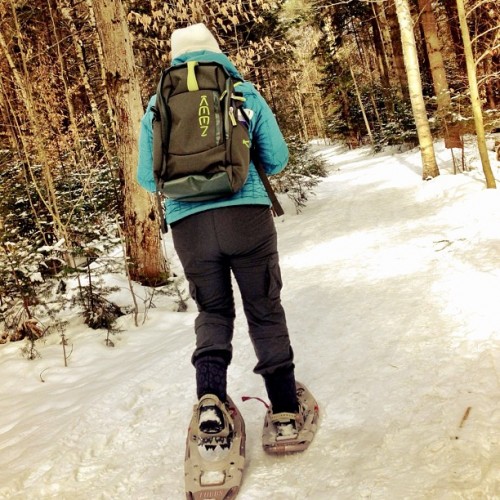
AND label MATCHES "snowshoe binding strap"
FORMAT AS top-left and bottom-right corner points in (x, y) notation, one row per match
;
(270, 411), (299, 423)
(270, 411), (303, 441)
(196, 394), (232, 439)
